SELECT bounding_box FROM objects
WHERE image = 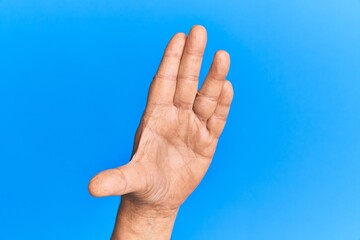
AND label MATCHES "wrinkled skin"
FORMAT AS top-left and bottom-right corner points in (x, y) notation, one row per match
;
(88, 25), (233, 216)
